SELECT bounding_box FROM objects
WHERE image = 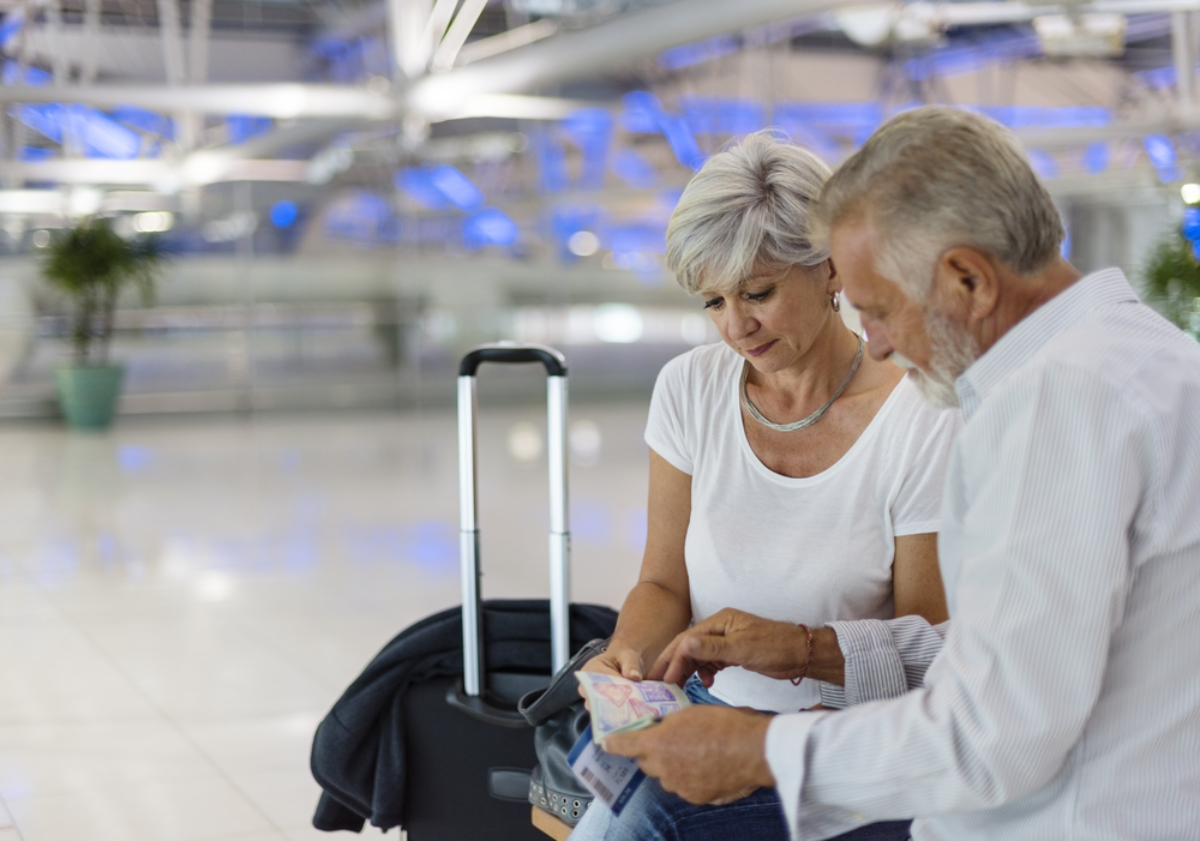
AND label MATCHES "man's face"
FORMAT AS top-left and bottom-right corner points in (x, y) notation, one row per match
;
(830, 217), (978, 408)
